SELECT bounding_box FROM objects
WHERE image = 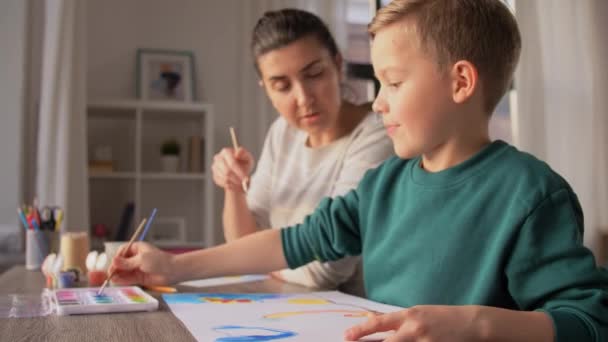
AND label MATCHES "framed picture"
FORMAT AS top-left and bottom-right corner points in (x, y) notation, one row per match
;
(137, 49), (196, 101)
(146, 216), (187, 244)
